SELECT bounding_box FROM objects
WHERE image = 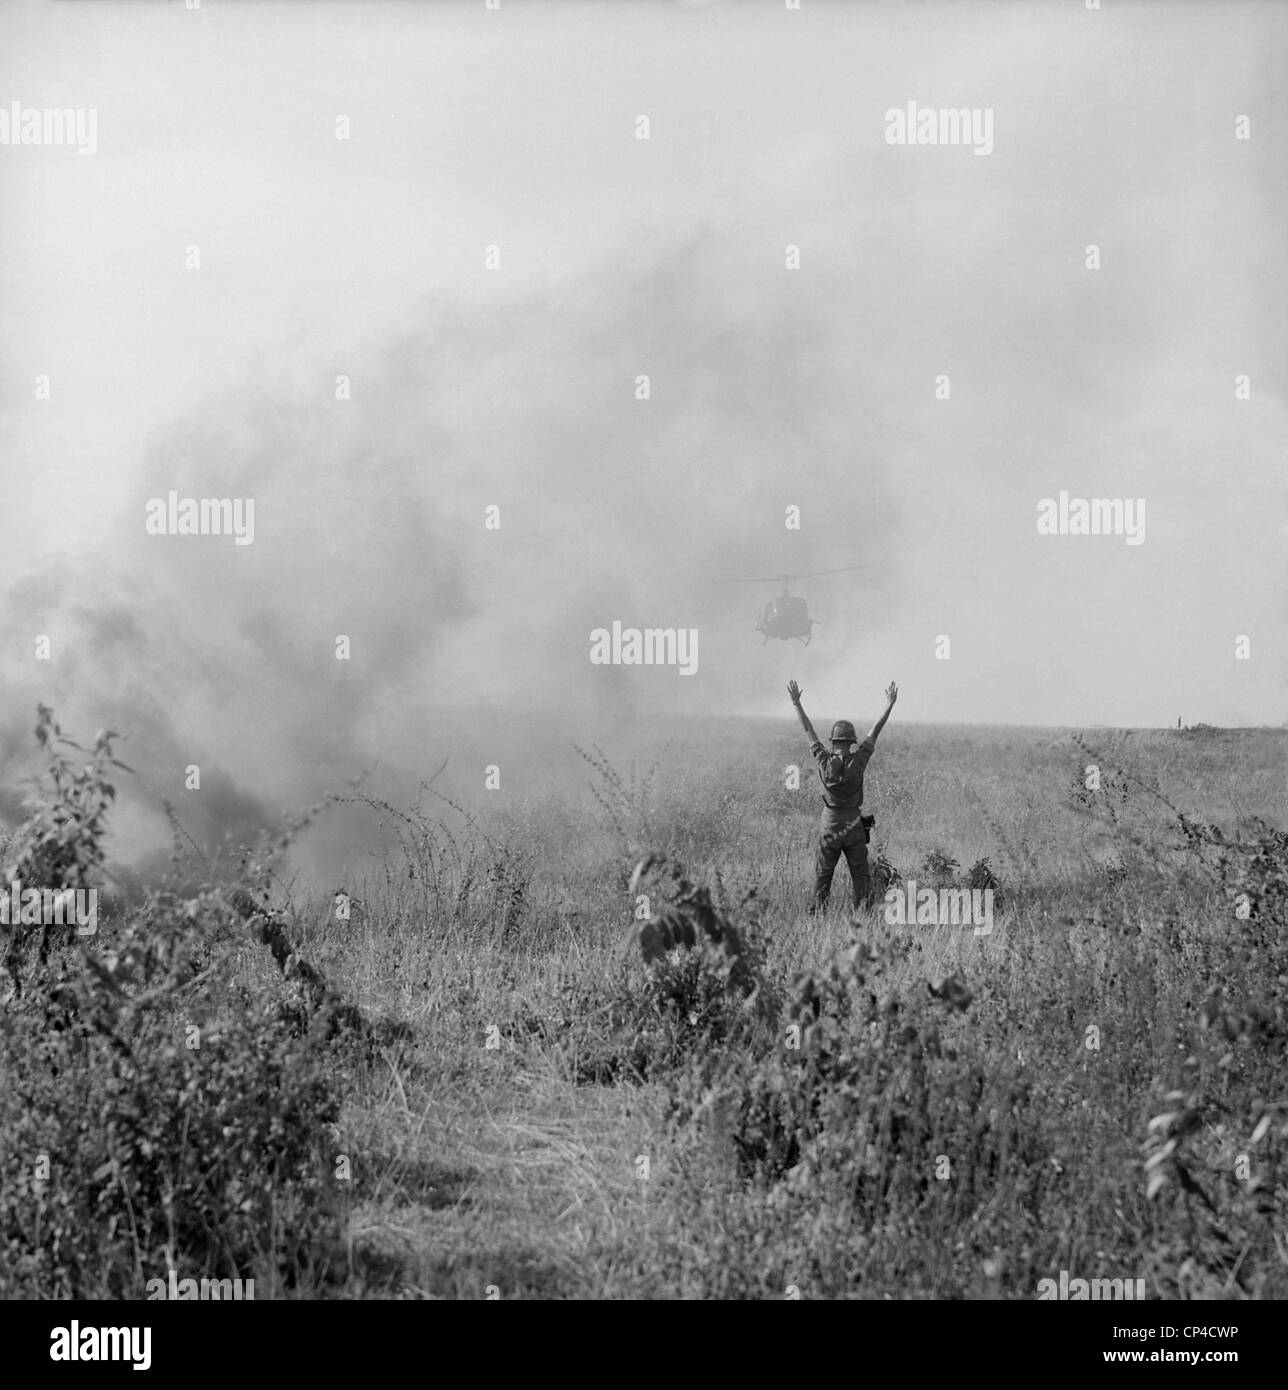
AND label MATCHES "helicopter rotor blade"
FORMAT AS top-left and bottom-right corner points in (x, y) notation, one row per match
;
(788, 565), (870, 581)
(709, 574), (797, 585)
(709, 564), (869, 586)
